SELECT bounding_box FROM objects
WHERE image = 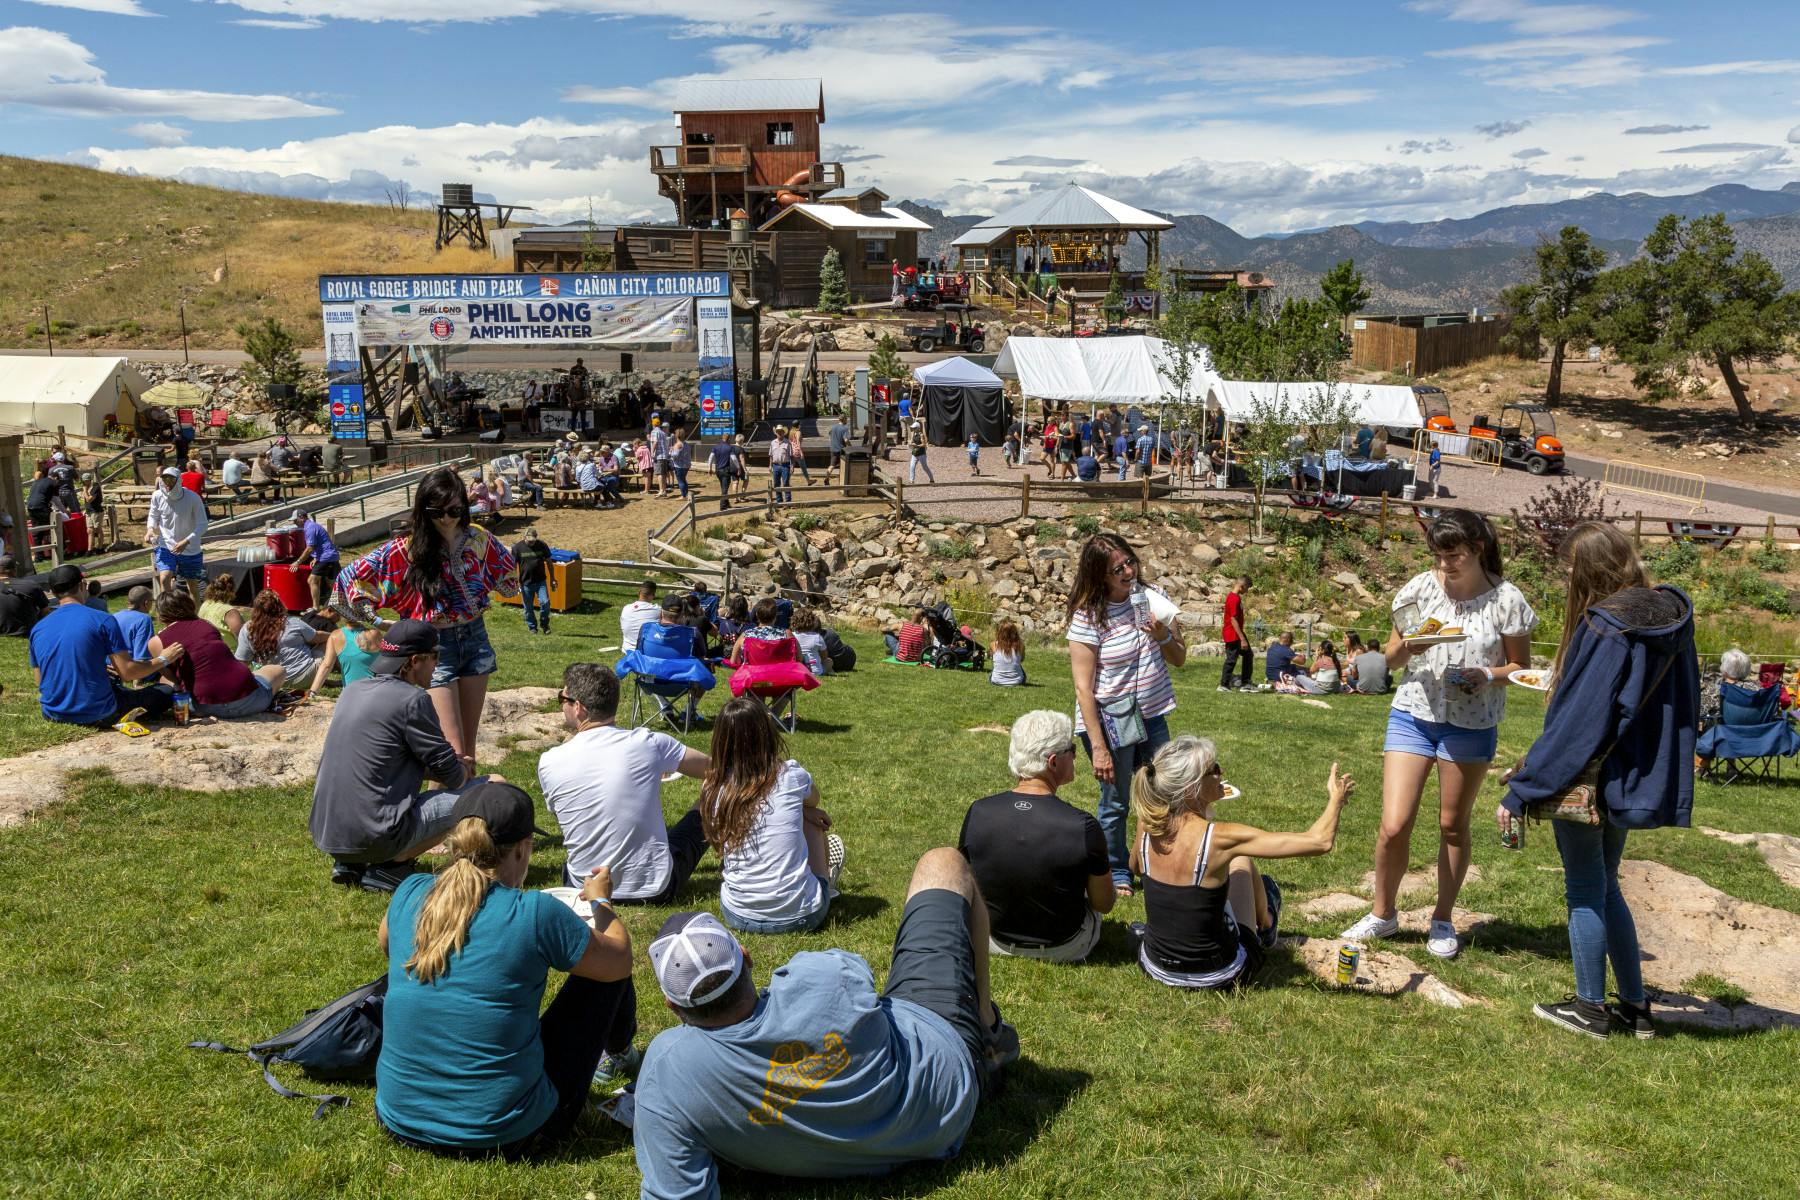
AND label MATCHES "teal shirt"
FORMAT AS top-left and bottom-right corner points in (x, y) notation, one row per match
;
(376, 874), (591, 1147)
(336, 633), (377, 686)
